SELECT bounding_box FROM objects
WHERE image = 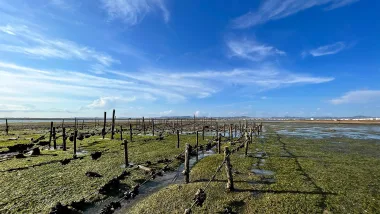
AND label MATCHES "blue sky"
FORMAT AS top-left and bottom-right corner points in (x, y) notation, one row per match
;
(0, 0), (379, 118)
